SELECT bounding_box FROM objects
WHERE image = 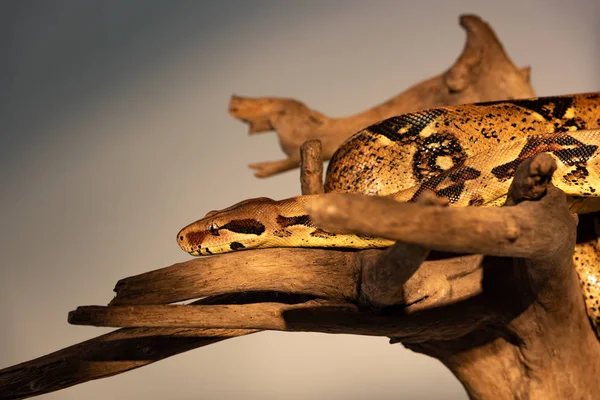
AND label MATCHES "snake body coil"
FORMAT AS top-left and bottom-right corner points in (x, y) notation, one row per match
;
(177, 92), (600, 333)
